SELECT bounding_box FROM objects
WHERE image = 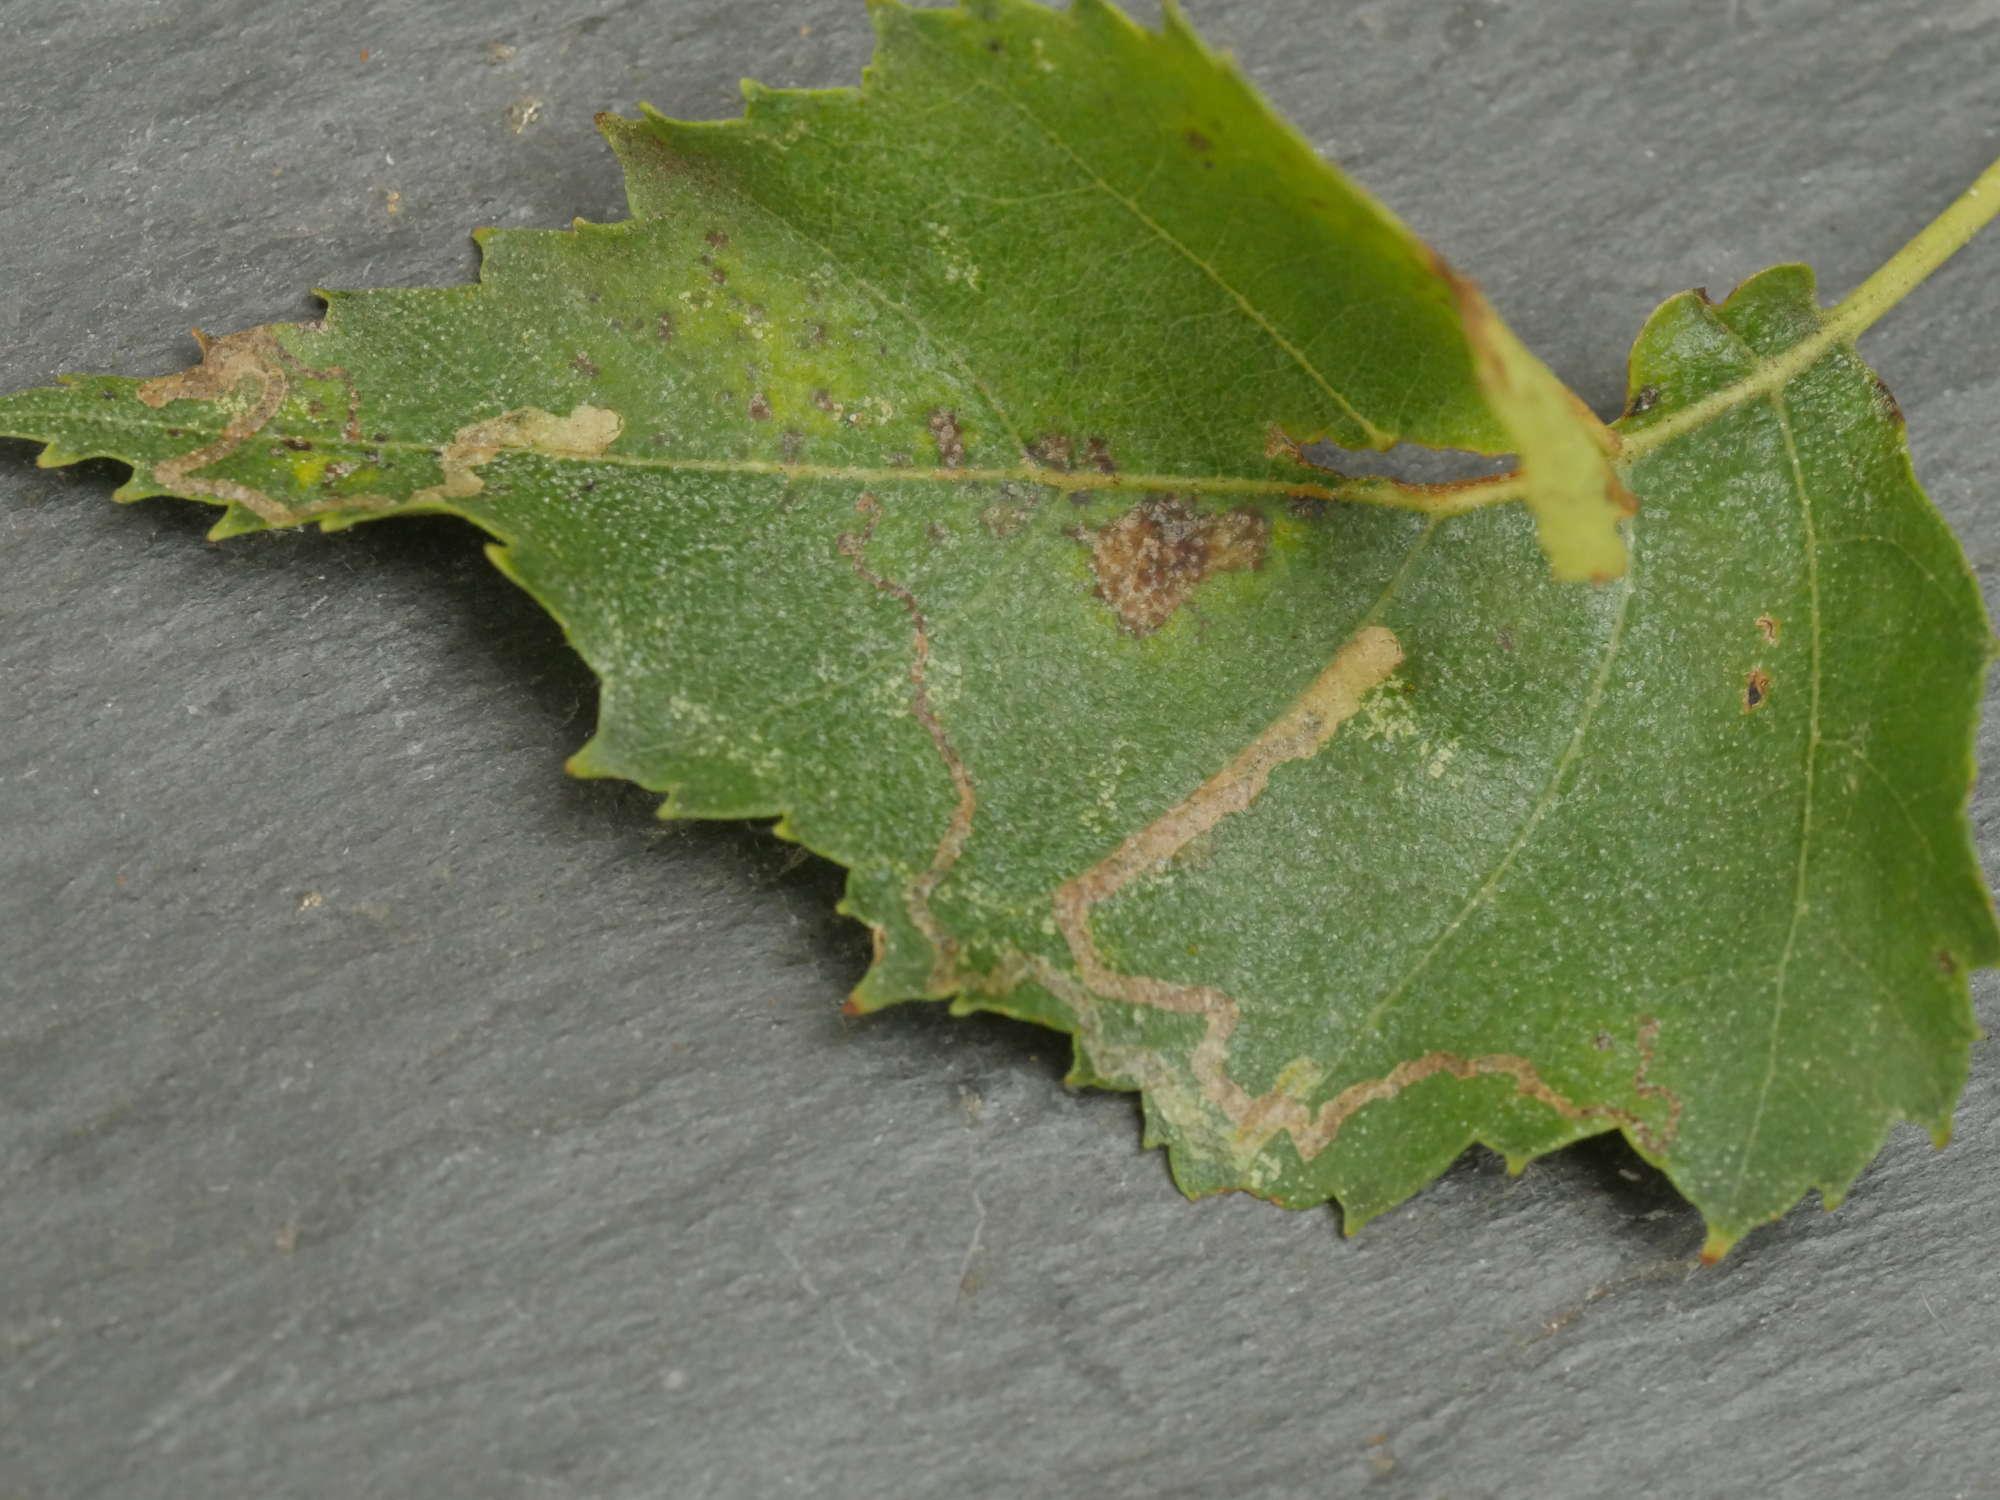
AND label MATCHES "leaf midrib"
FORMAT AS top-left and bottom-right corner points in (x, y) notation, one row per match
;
(67, 295), (1874, 527)
(1727, 387), (1826, 1204)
